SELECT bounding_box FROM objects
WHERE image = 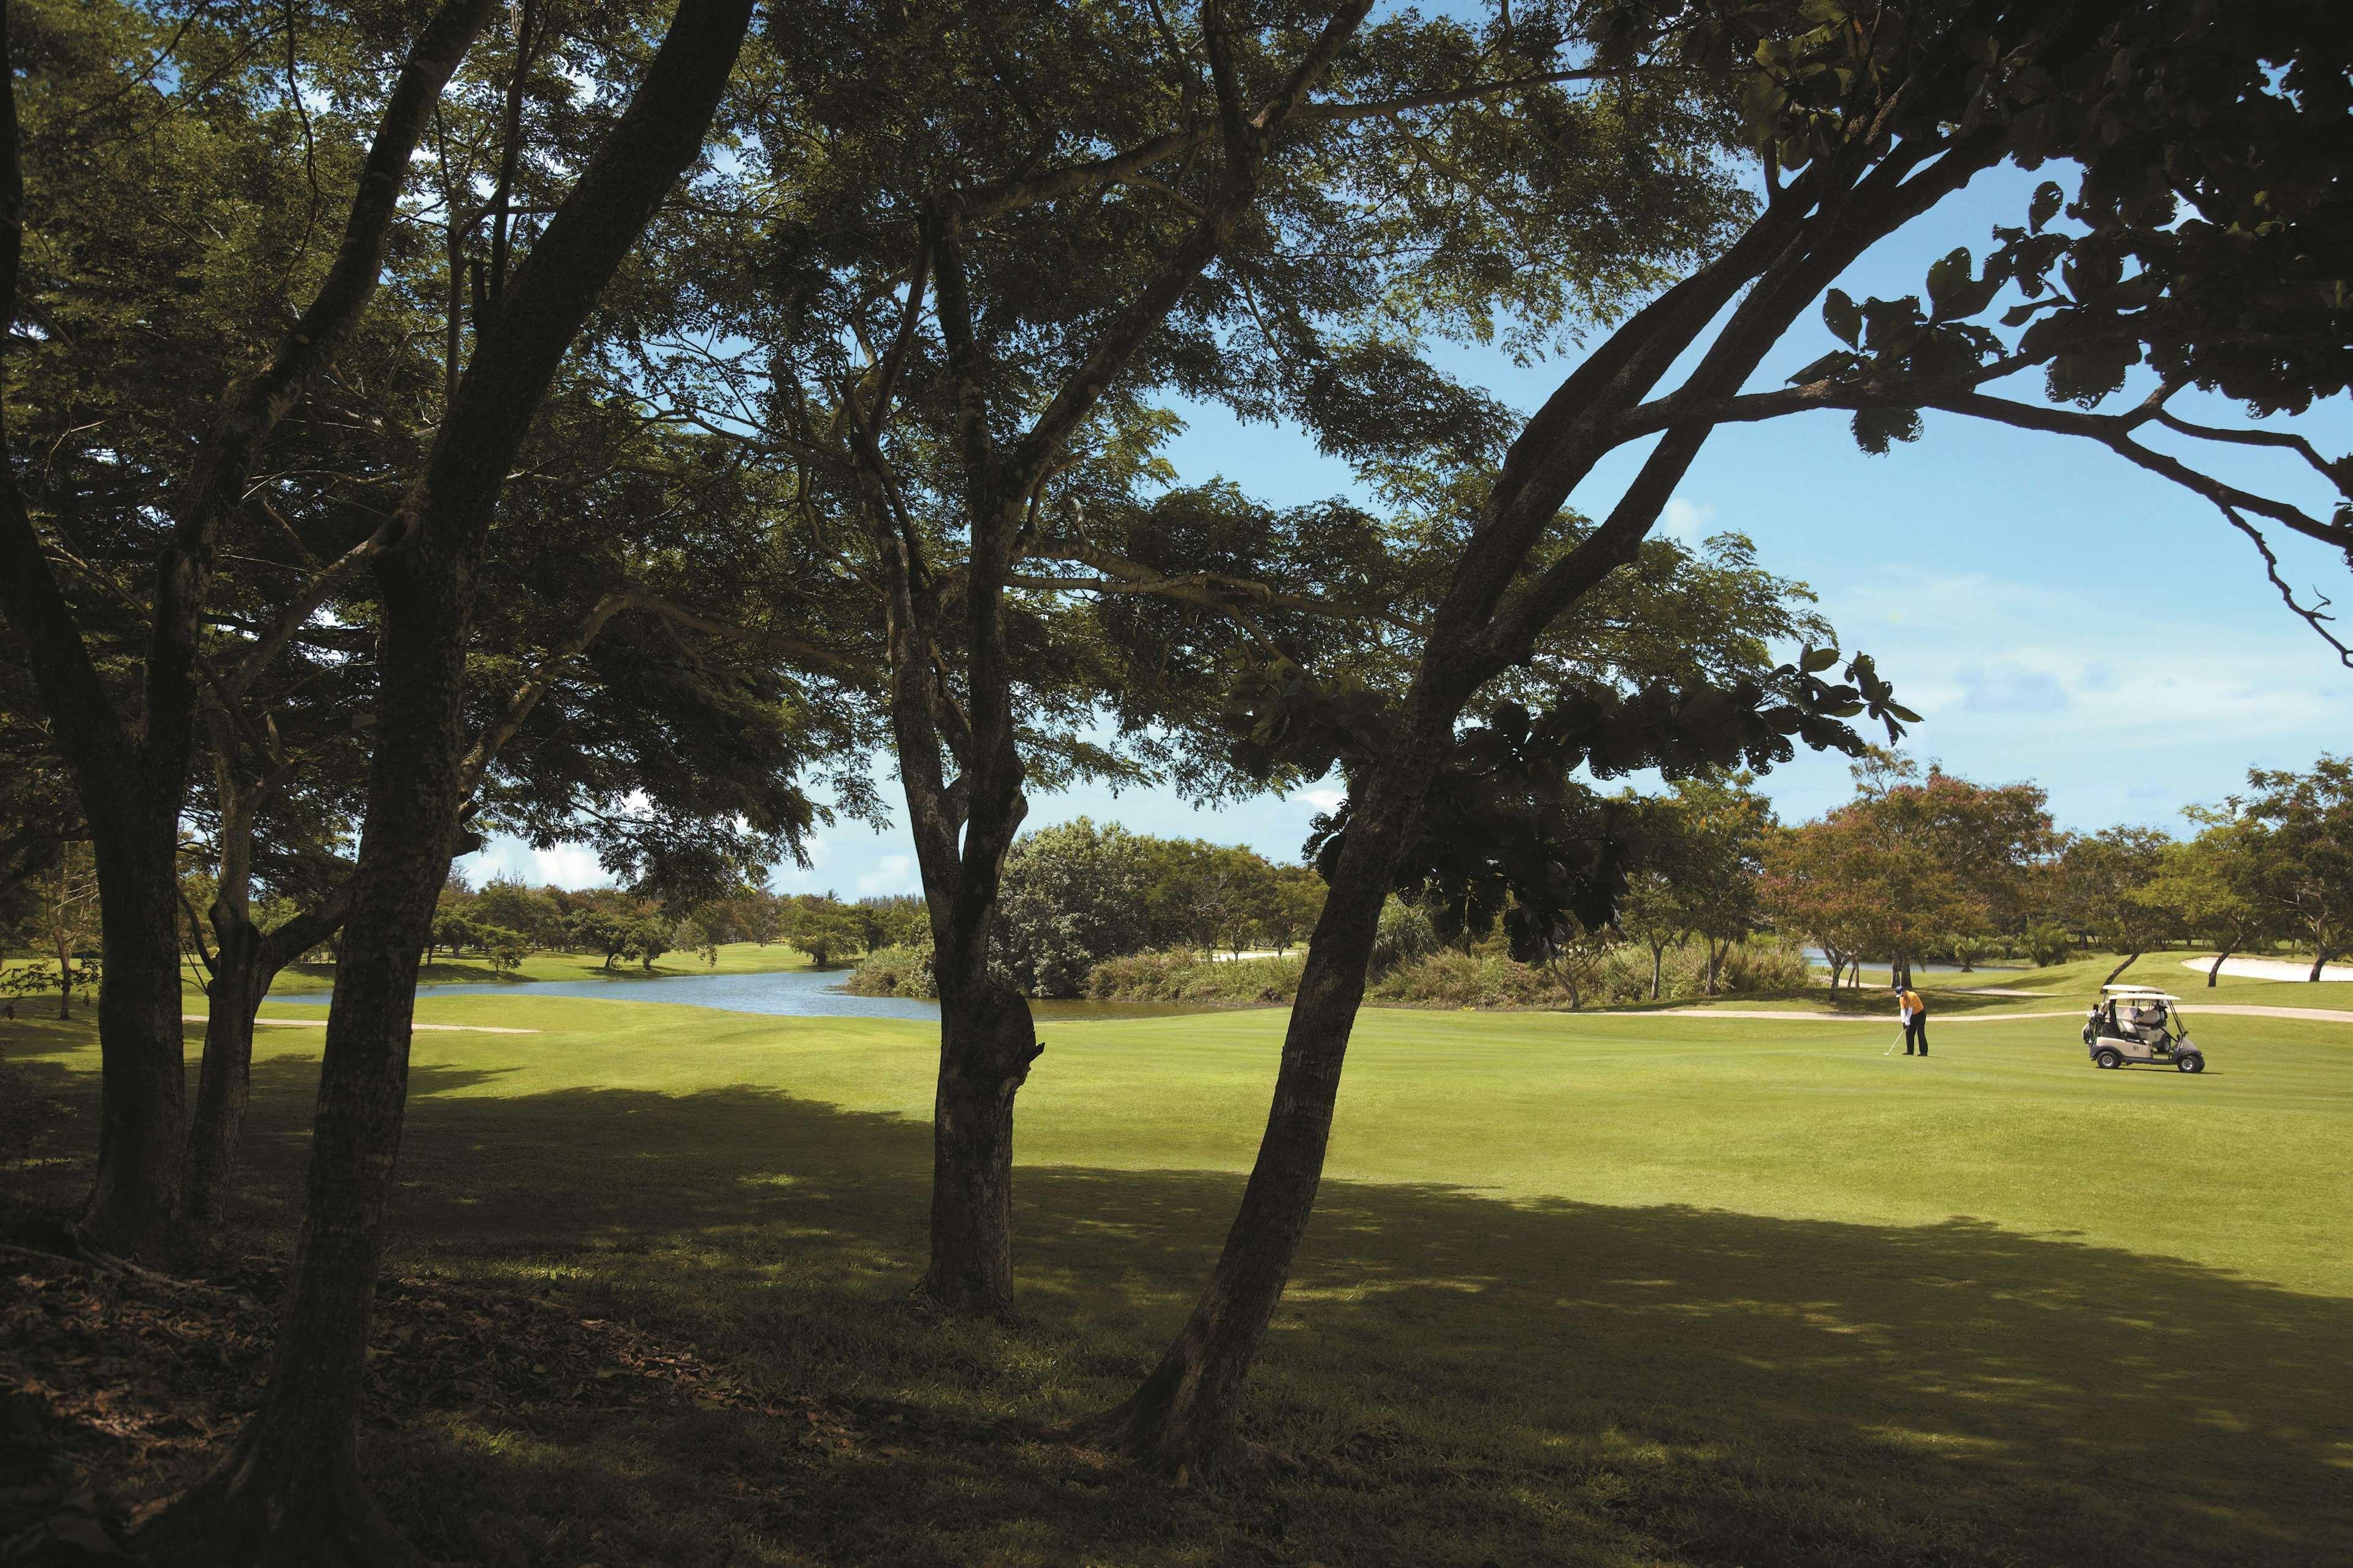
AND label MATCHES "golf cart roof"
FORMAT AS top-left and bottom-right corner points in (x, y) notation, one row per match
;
(2101, 985), (2181, 1001)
